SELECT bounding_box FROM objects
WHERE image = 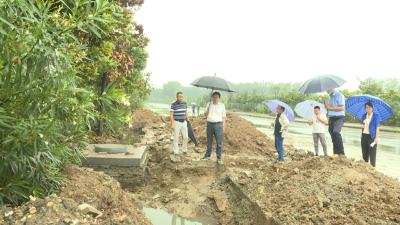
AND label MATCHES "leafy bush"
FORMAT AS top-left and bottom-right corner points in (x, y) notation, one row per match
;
(0, 0), (137, 205)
